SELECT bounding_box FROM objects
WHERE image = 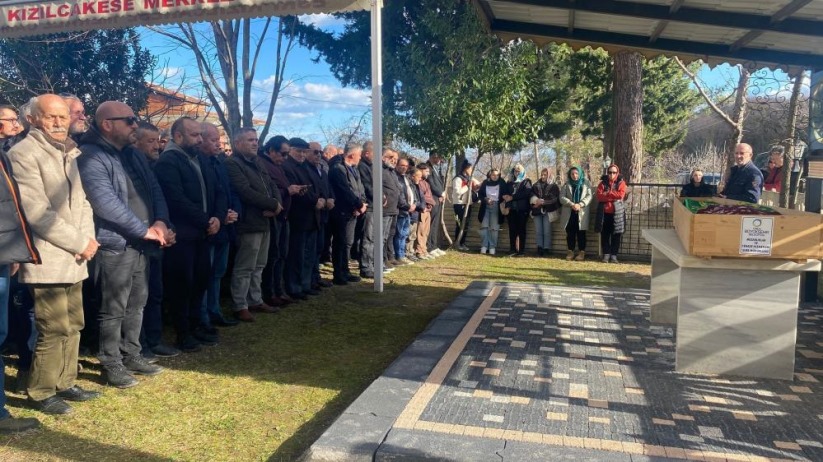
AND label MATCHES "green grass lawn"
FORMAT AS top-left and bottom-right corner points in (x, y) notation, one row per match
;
(0, 251), (650, 461)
